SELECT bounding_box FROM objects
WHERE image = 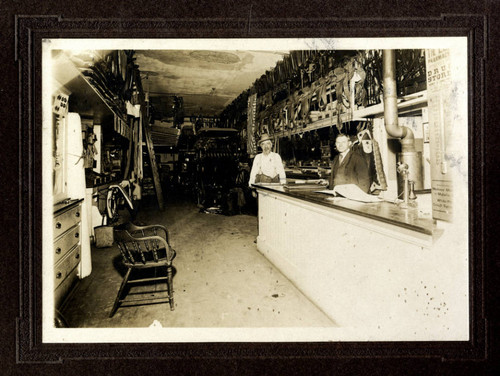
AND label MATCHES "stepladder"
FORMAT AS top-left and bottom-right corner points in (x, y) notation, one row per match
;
(143, 121), (165, 211)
